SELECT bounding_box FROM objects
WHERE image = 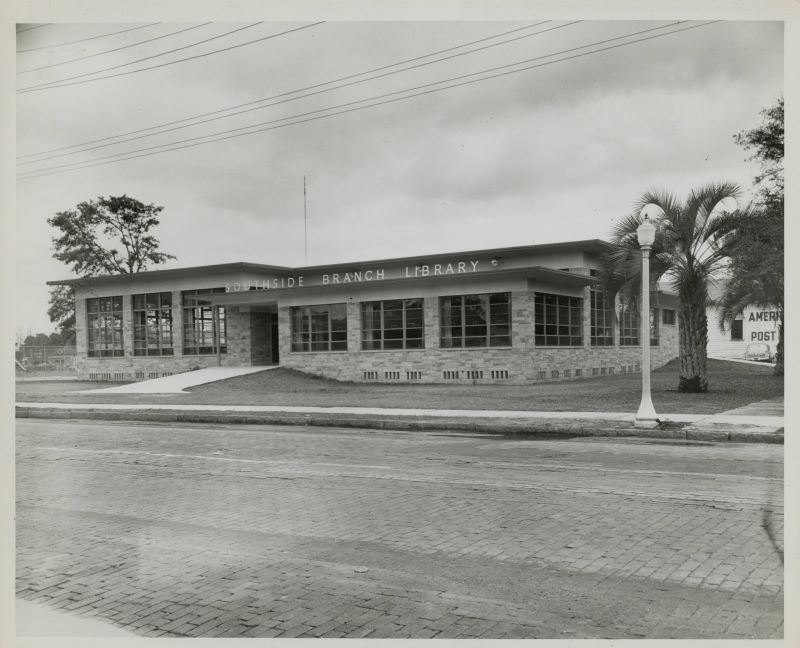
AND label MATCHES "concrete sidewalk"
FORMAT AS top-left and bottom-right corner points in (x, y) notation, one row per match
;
(15, 398), (784, 443)
(75, 365), (277, 394)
